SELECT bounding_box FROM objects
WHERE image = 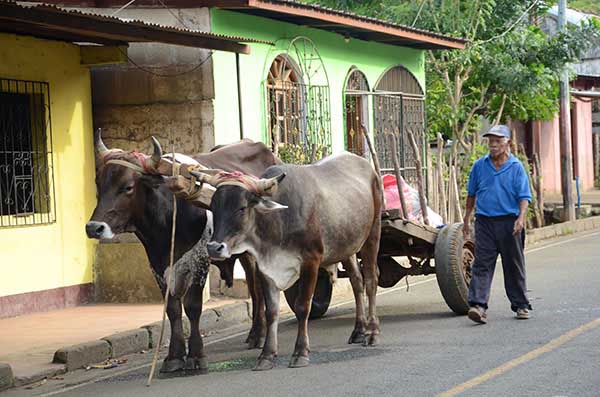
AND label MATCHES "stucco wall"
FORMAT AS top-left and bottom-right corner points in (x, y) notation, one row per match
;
(210, 9), (425, 152)
(0, 33), (97, 297)
(572, 98), (594, 191)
